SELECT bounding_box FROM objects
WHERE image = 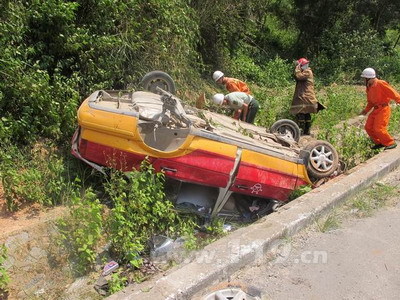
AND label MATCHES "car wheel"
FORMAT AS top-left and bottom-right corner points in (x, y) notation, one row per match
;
(141, 71), (176, 94)
(304, 140), (339, 179)
(270, 119), (301, 142)
(204, 287), (259, 300)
